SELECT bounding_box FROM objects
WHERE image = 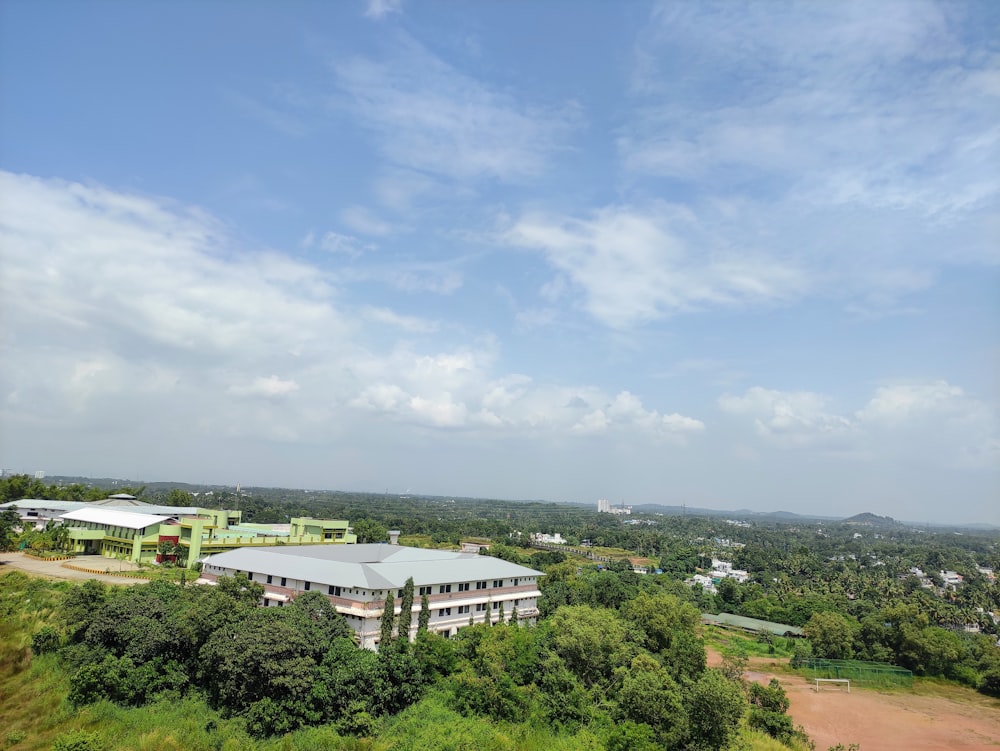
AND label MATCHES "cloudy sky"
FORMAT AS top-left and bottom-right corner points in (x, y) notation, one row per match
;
(1, 1), (997, 524)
